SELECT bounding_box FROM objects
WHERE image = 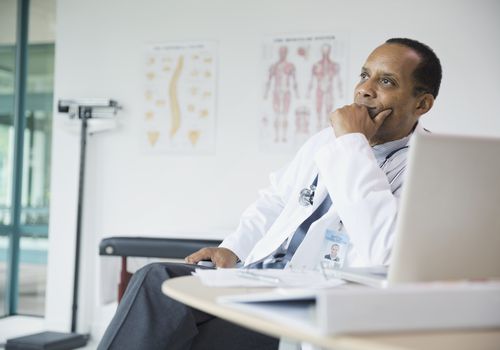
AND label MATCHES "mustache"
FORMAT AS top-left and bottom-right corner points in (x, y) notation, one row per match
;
(354, 101), (376, 119)
(355, 104), (378, 118)
(352, 99), (392, 118)
(354, 103), (391, 119)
